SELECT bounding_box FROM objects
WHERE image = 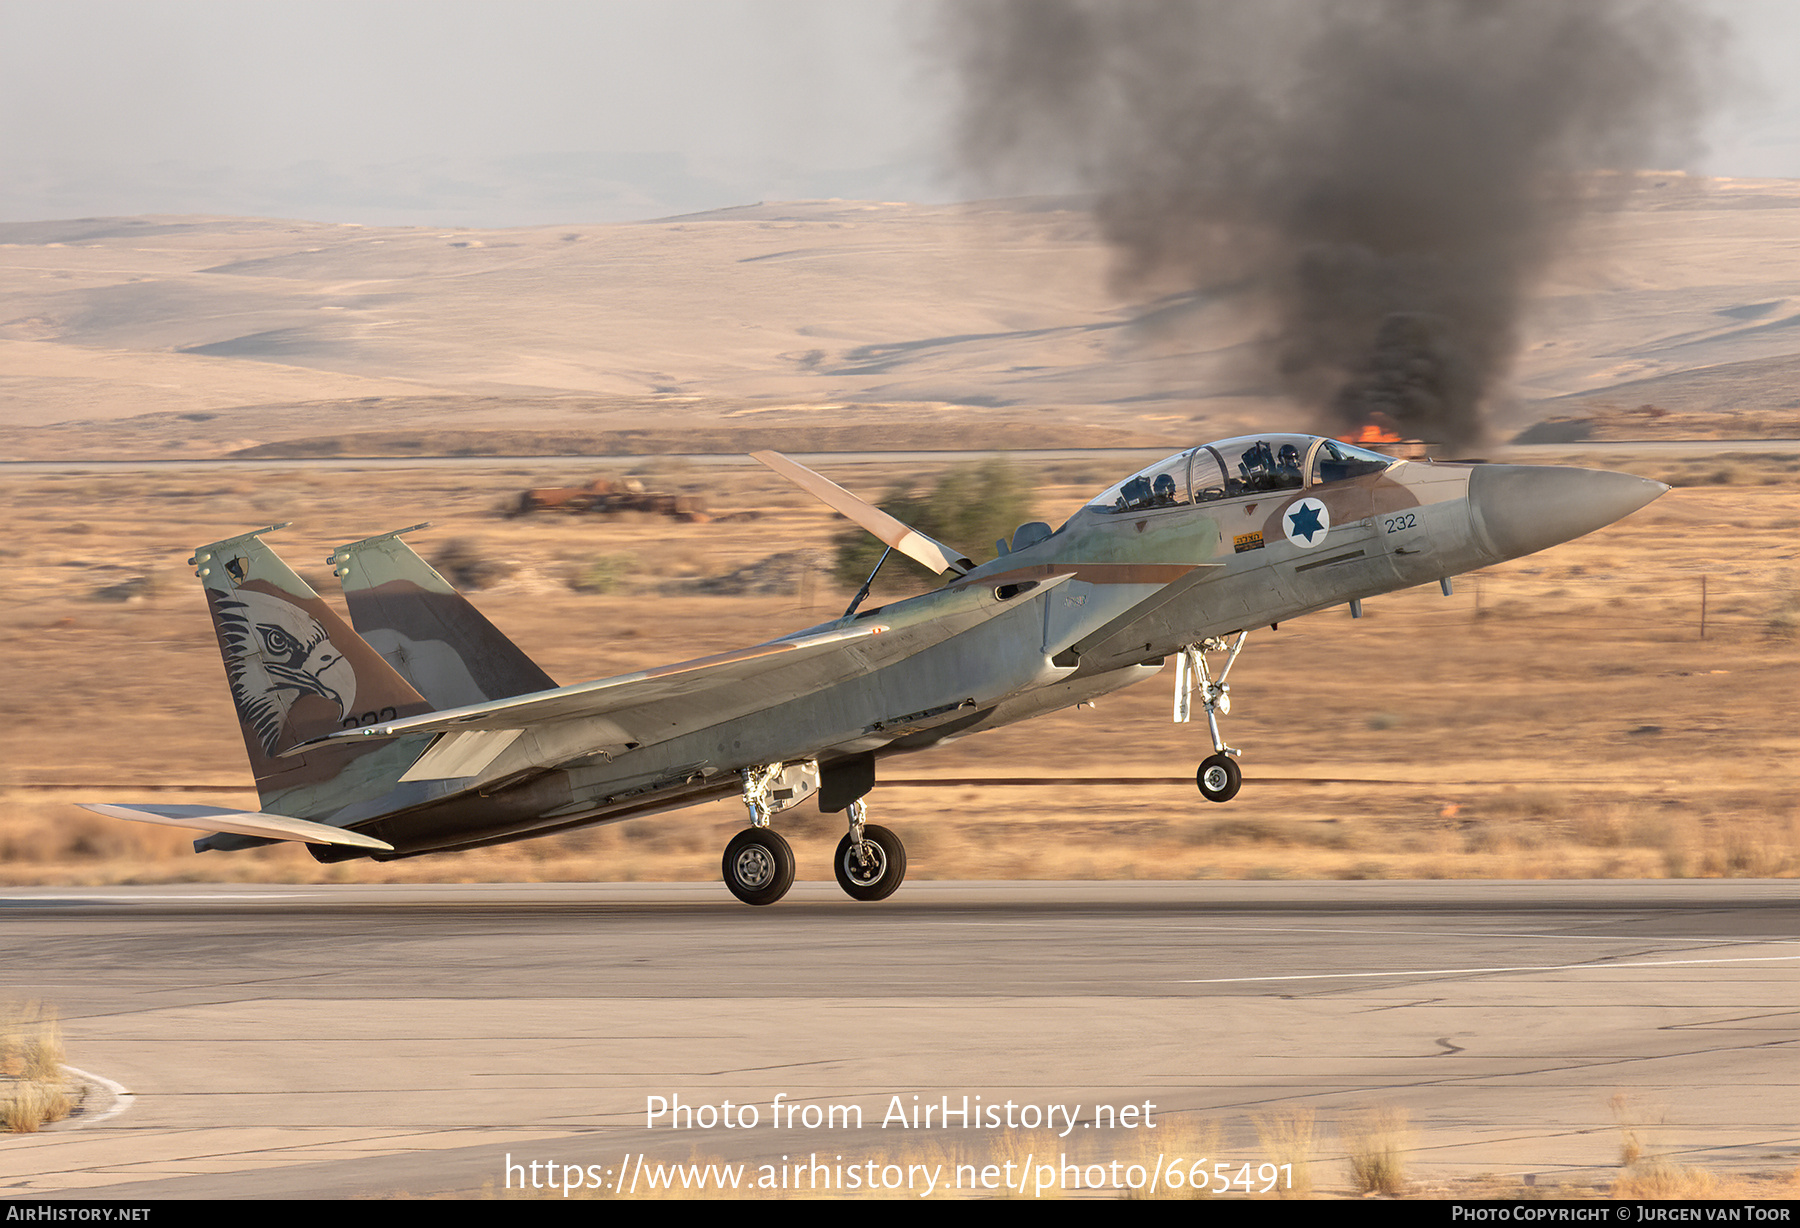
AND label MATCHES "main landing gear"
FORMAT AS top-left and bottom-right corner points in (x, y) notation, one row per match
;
(722, 762), (804, 905)
(1175, 632), (1247, 804)
(721, 826), (795, 907)
(723, 763), (907, 905)
(833, 797), (906, 902)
